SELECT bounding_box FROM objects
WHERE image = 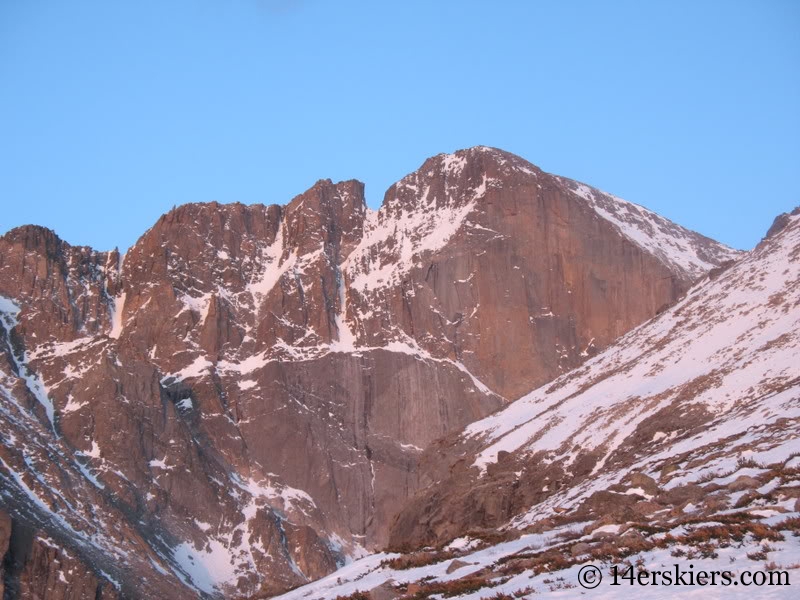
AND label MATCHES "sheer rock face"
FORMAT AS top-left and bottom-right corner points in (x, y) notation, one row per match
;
(342, 148), (724, 399)
(0, 147), (740, 598)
